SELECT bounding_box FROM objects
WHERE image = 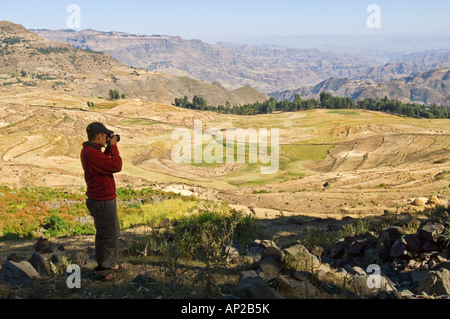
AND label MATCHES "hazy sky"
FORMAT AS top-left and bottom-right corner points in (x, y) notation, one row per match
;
(0, 0), (449, 40)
